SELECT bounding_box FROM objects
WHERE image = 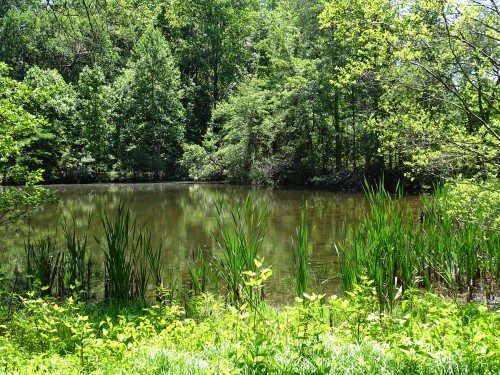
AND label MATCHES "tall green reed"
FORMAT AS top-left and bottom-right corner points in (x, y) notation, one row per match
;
(294, 203), (311, 298)
(61, 214), (92, 299)
(214, 193), (267, 304)
(422, 185), (500, 301)
(22, 202), (167, 303)
(132, 230), (150, 303)
(339, 181), (500, 310)
(482, 232), (500, 299)
(97, 201), (166, 303)
(143, 228), (163, 290)
(25, 237), (60, 297)
(189, 246), (212, 296)
(339, 180), (419, 311)
(98, 201), (138, 302)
